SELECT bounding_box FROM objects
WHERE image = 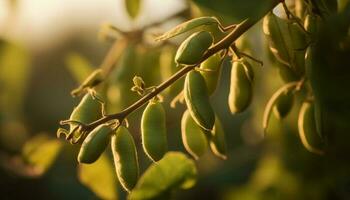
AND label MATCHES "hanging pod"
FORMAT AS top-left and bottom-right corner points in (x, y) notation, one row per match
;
(69, 93), (102, 137)
(273, 89), (294, 119)
(305, 45), (324, 139)
(263, 12), (306, 76)
(199, 52), (223, 95)
(184, 70), (215, 131)
(228, 58), (254, 114)
(181, 110), (208, 160)
(141, 100), (168, 162)
(298, 101), (324, 155)
(263, 12), (292, 67)
(78, 124), (112, 164)
(209, 116), (227, 160)
(175, 31), (213, 65)
(111, 126), (139, 192)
